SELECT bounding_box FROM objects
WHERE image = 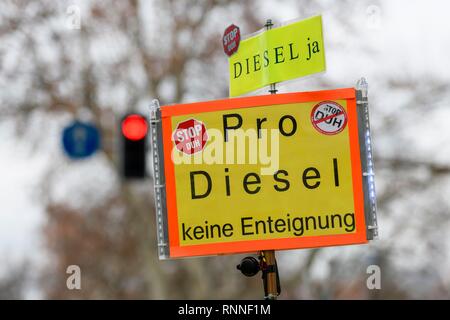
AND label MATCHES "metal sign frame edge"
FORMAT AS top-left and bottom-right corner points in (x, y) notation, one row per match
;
(150, 78), (379, 259)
